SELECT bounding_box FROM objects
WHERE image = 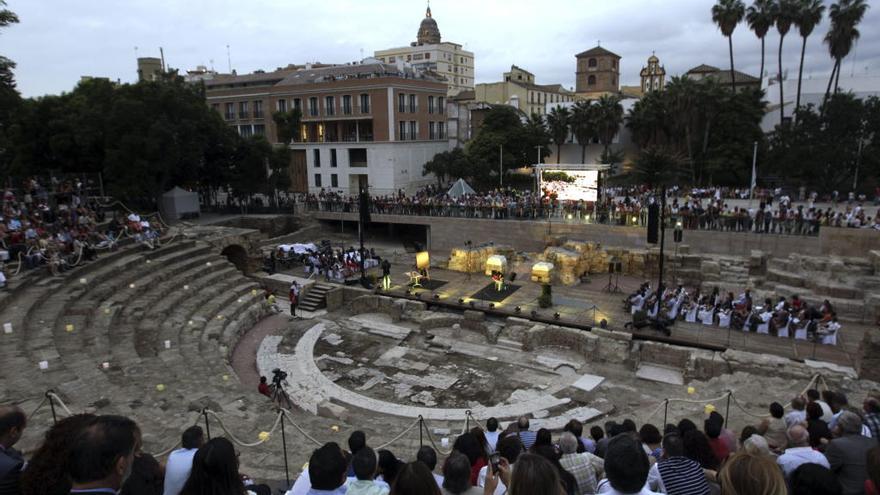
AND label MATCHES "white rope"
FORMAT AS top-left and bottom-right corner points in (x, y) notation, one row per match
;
(281, 409), (324, 447)
(46, 392), (74, 416)
(419, 416), (454, 456)
(27, 395), (49, 420)
(204, 409), (283, 447)
(375, 417), (422, 450)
